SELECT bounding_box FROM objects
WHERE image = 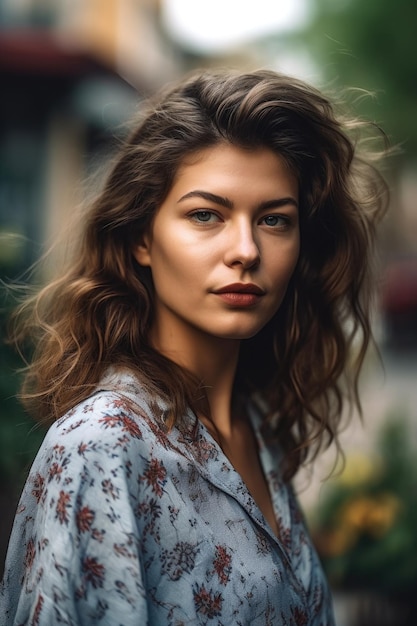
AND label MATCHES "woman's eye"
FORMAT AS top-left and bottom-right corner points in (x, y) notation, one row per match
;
(189, 211), (219, 223)
(261, 215), (288, 227)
